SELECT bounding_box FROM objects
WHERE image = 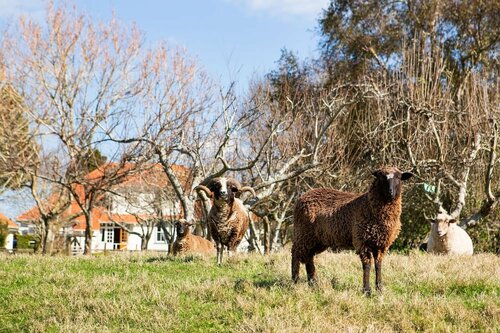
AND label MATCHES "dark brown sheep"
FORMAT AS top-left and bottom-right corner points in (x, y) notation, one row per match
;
(195, 177), (256, 264)
(172, 219), (215, 256)
(291, 166), (413, 294)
